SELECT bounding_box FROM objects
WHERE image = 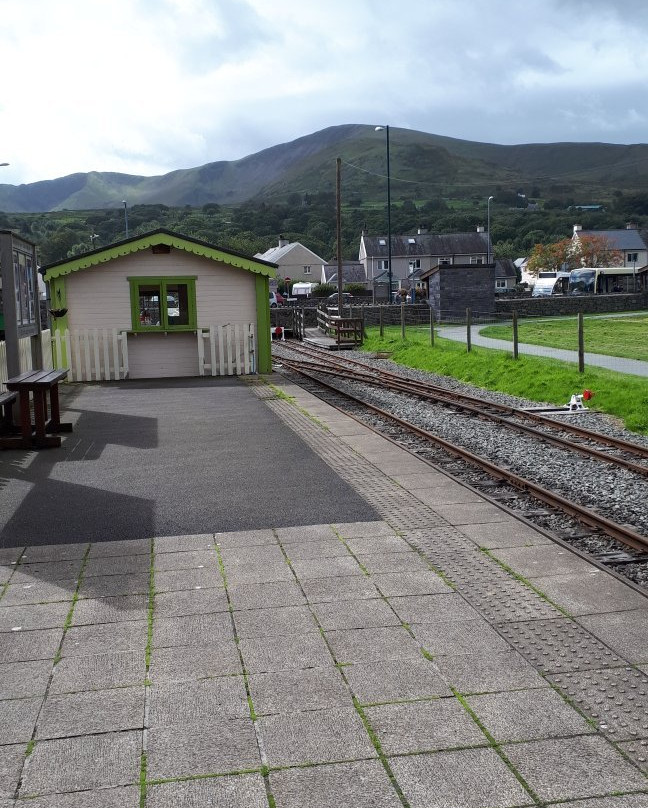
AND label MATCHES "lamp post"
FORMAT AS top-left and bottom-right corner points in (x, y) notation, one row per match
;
(375, 126), (392, 302)
(487, 195), (494, 264)
(122, 200), (129, 238)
